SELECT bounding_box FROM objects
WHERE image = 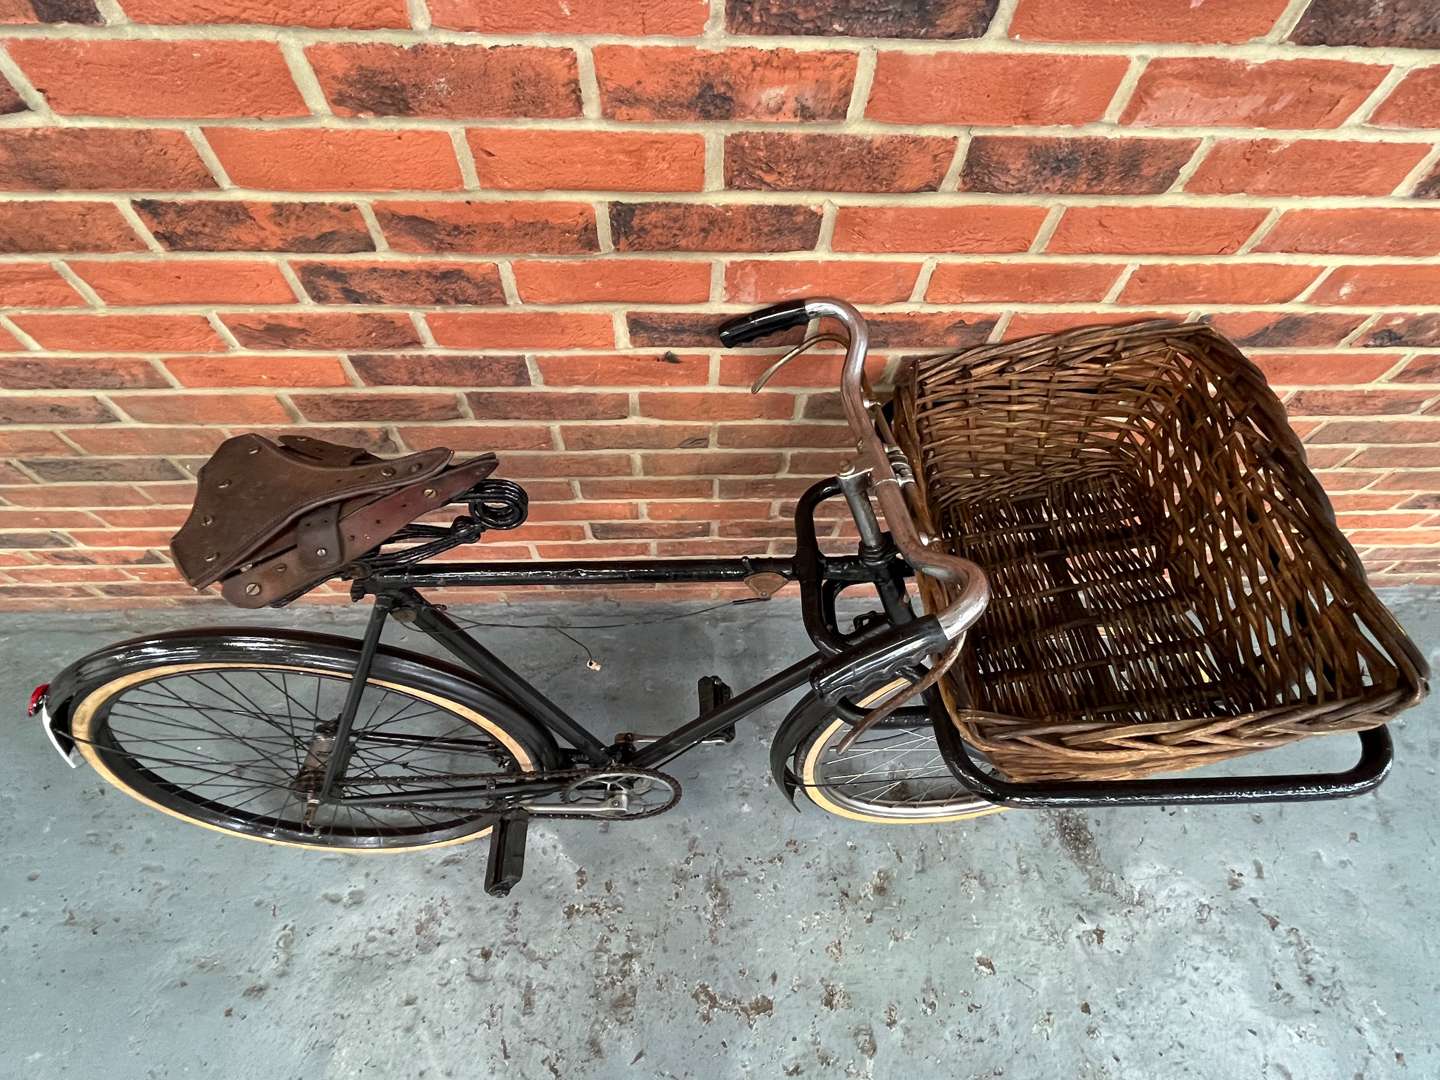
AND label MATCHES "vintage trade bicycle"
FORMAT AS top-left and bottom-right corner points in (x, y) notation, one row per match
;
(30, 299), (1427, 896)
